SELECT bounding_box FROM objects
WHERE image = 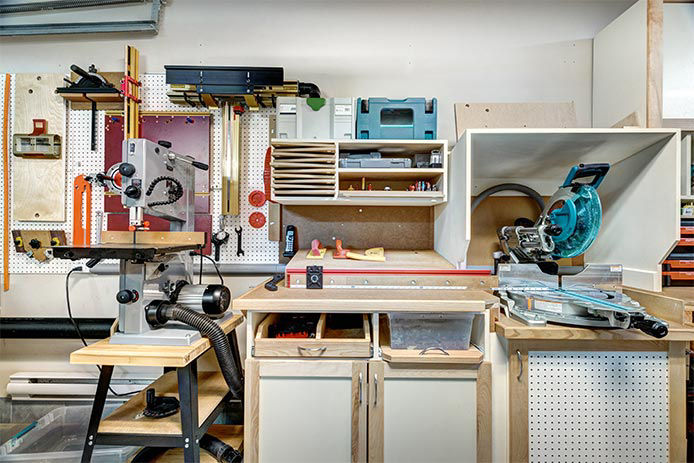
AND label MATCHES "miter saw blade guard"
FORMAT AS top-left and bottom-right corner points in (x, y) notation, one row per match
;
(498, 163), (609, 263)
